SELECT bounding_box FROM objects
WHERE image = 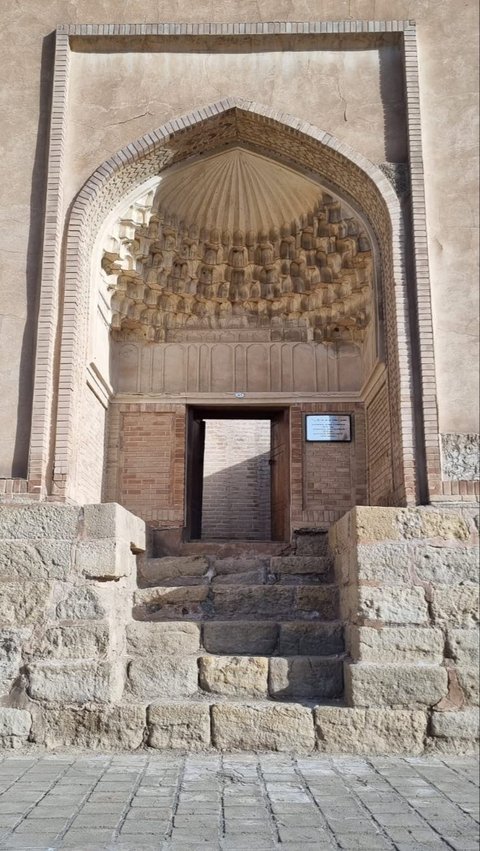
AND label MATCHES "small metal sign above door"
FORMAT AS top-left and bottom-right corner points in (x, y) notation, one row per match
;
(305, 414), (352, 443)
